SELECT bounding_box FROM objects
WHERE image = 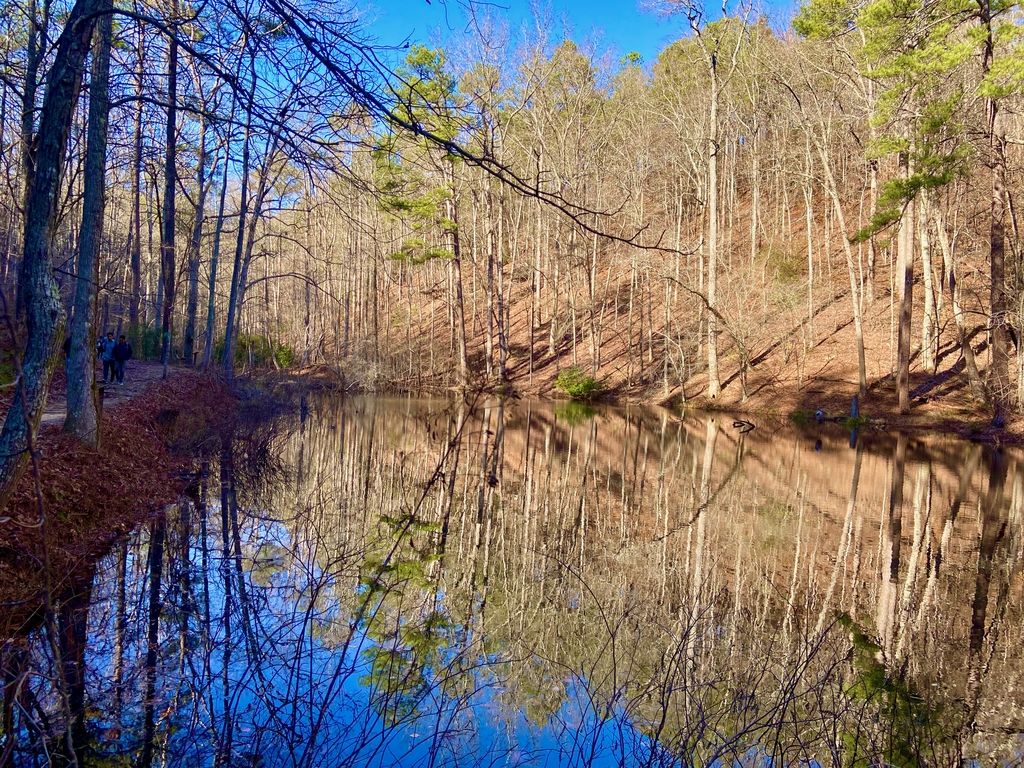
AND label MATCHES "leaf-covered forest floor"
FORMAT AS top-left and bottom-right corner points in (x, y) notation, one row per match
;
(482, 273), (1024, 443)
(0, 365), (237, 637)
(258, 266), (1022, 443)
